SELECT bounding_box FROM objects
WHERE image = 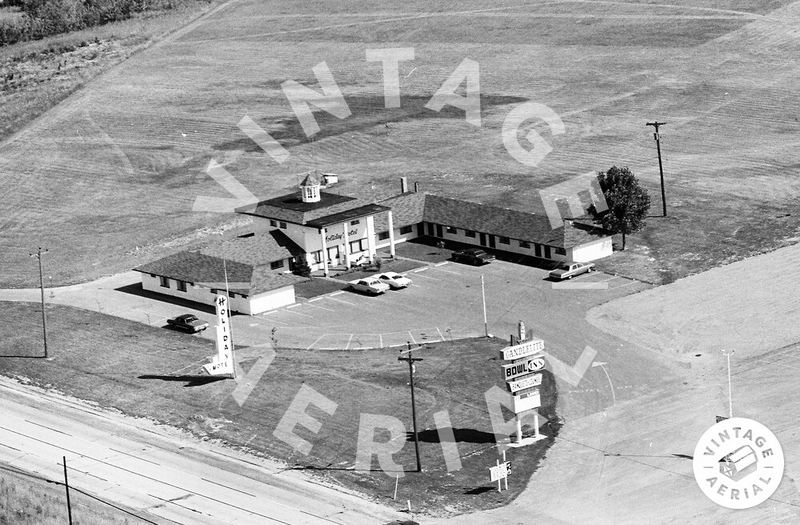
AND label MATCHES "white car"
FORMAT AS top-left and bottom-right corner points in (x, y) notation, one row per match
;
(375, 271), (412, 289)
(350, 278), (390, 295)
